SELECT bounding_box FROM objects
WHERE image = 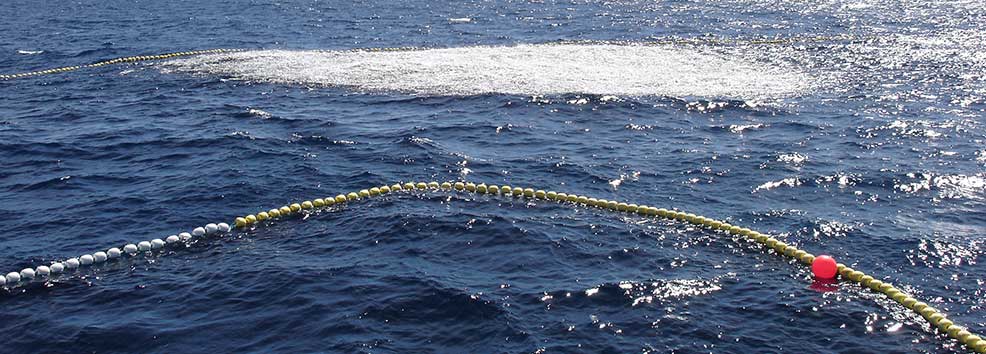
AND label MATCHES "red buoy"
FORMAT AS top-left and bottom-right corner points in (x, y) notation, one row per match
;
(812, 255), (838, 279)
